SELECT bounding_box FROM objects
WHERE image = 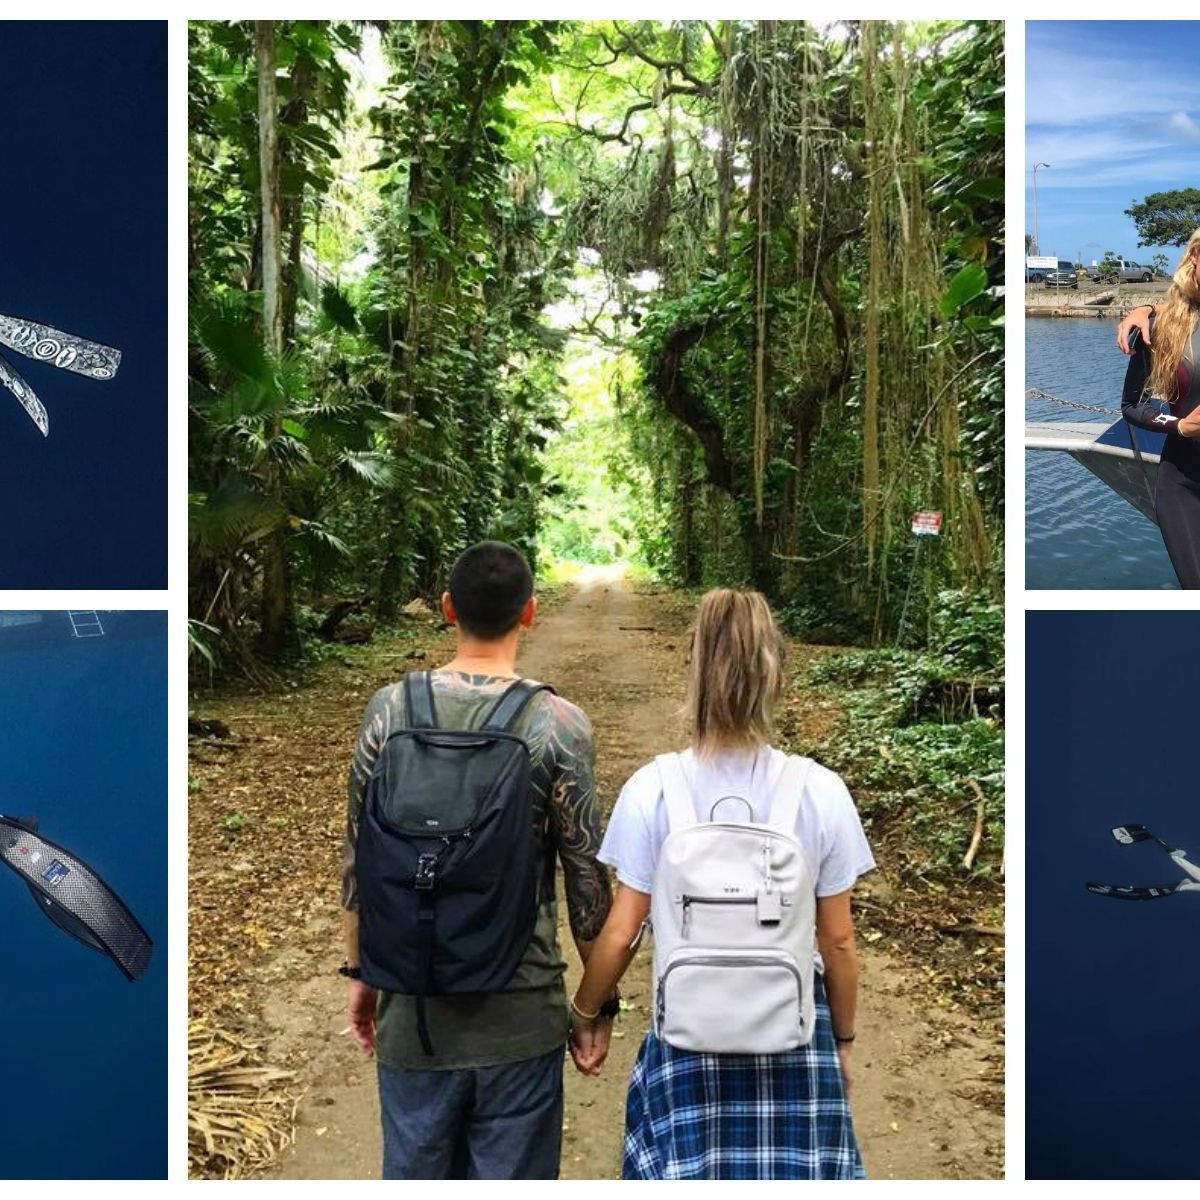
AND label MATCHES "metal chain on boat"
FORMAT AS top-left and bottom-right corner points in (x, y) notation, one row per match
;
(1024, 388), (1121, 416)
(1027, 390), (1156, 513)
